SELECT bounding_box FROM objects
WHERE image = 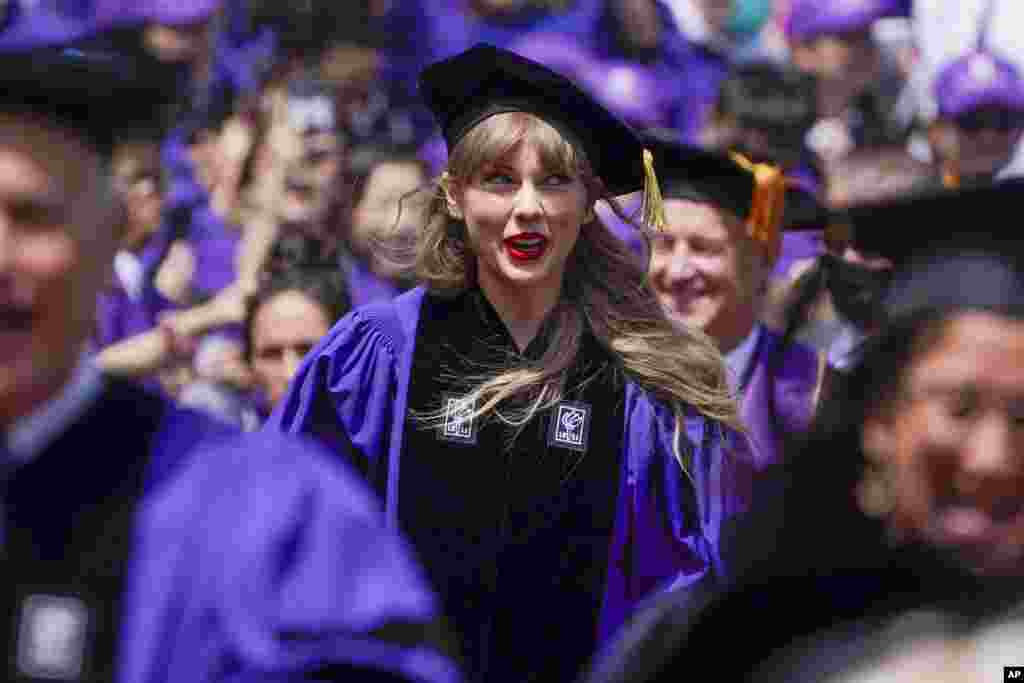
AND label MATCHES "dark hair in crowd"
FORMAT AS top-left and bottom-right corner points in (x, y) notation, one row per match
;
(243, 258), (351, 363)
